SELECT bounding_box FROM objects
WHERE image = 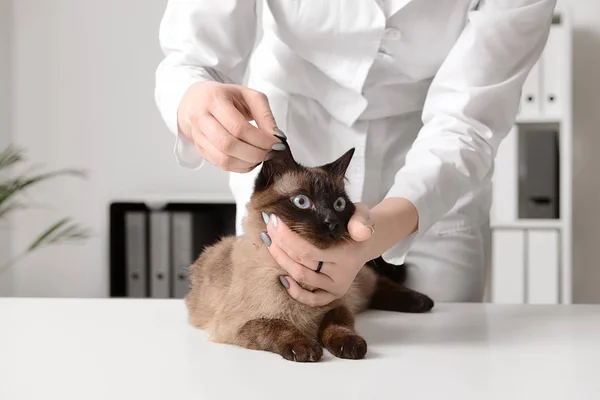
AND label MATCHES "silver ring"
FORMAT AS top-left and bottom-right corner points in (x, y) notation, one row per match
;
(316, 261), (323, 273)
